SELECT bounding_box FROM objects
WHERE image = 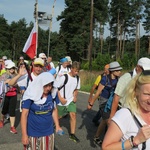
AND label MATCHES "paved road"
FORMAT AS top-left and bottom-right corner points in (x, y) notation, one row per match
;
(0, 92), (101, 150)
